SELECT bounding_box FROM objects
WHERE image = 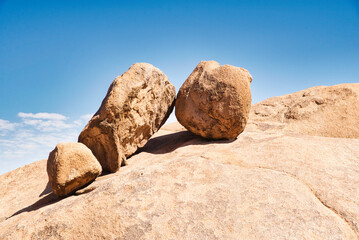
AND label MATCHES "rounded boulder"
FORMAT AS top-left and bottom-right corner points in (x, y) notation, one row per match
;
(175, 60), (252, 140)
